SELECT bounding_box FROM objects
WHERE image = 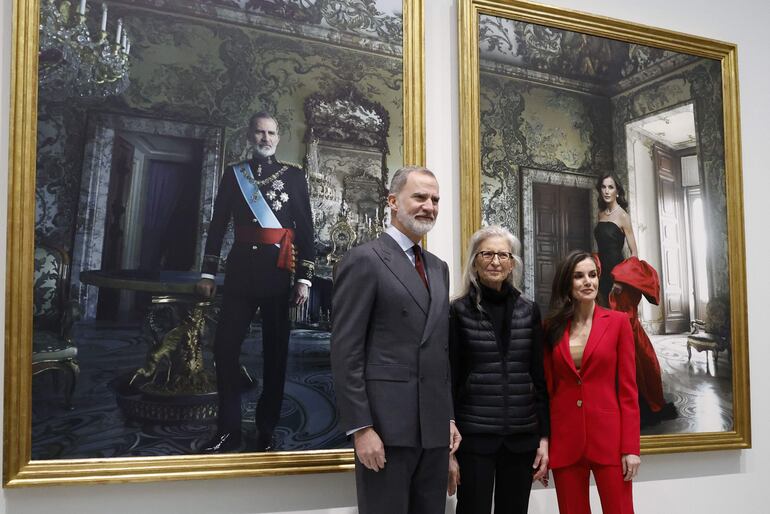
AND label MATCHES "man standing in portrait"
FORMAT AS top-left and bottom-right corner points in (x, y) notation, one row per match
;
(197, 112), (314, 453)
(331, 166), (461, 514)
